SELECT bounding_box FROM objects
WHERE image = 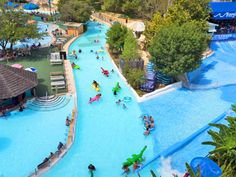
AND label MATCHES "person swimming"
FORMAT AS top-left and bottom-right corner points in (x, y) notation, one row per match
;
(116, 99), (122, 105)
(96, 55), (99, 59)
(122, 165), (130, 173)
(149, 116), (154, 123)
(122, 104), (127, 109)
(92, 80), (99, 88)
(78, 49), (82, 53)
(144, 128), (150, 136)
(88, 164), (96, 171)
